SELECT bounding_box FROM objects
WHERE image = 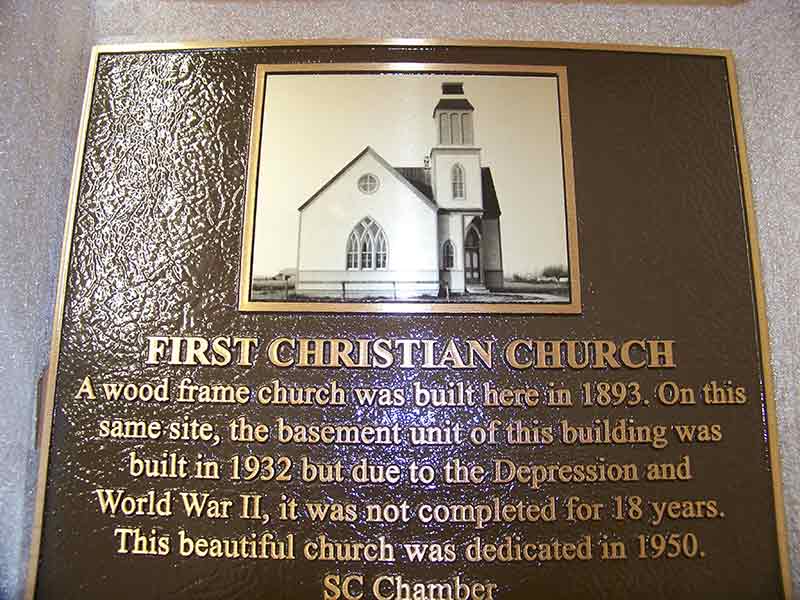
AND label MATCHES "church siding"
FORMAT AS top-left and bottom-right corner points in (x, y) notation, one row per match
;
(437, 212), (467, 293)
(297, 152), (438, 296)
(430, 149), (482, 210)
